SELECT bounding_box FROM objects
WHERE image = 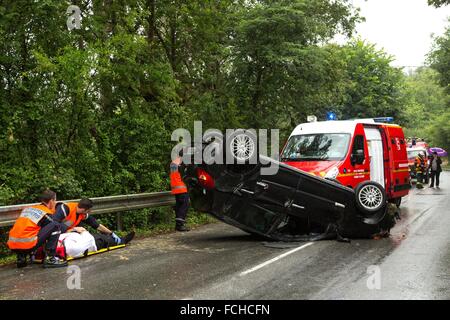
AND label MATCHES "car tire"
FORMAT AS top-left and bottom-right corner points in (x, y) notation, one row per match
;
(355, 181), (386, 213)
(226, 129), (258, 164)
